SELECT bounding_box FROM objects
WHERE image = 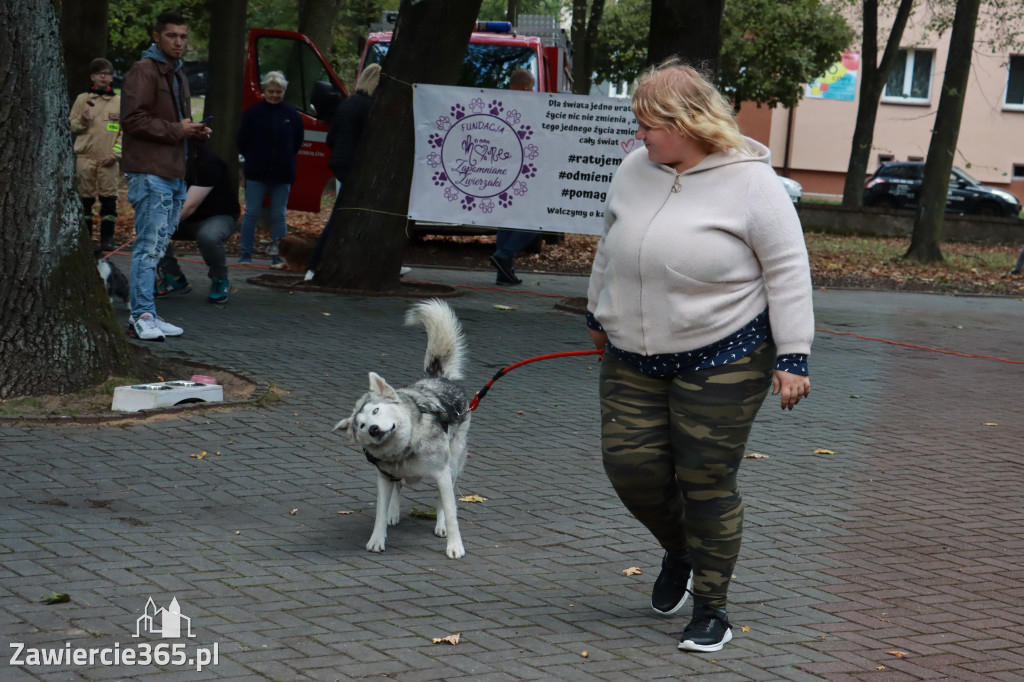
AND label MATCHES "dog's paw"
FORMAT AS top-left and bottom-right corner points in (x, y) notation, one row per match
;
(434, 510), (447, 537)
(387, 512), (401, 527)
(445, 539), (465, 559)
(366, 535), (387, 552)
